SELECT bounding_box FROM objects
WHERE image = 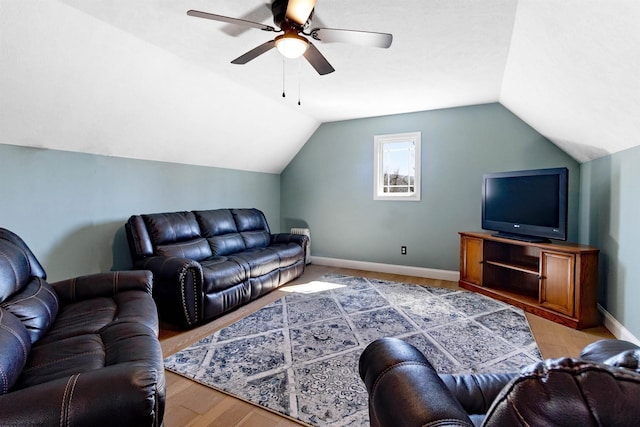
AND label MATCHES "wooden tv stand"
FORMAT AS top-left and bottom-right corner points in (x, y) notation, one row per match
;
(459, 231), (600, 329)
